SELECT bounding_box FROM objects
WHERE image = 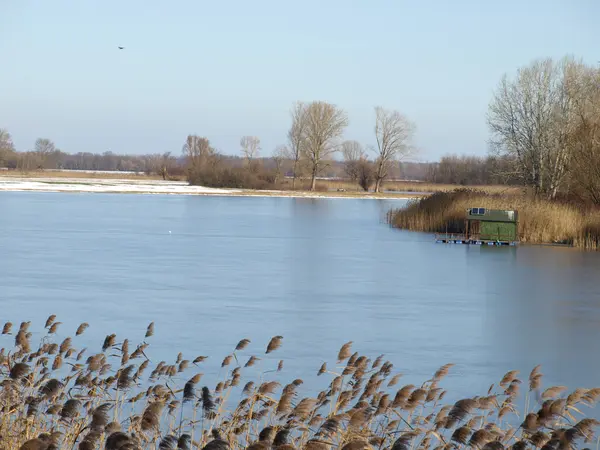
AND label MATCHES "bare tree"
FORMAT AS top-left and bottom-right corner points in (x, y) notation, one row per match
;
(240, 136), (261, 164)
(342, 140), (364, 162)
(487, 57), (583, 199)
(143, 154), (159, 176)
(160, 152), (176, 180)
(182, 135), (215, 173)
(34, 138), (56, 170)
(287, 101), (307, 189)
(341, 140), (365, 184)
(272, 145), (287, 184)
(301, 101), (349, 191)
(0, 128), (15, 167)
(570, 122), (600, 204)
(373, 107), (416, 193)
(566, 64), (600, 204)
